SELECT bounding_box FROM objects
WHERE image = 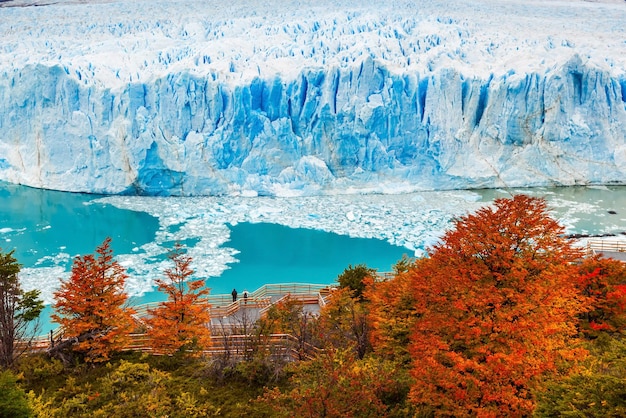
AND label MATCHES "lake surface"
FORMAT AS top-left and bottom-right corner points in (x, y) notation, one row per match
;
(3, 181), (626, 333)
(137, 221), (409, 305)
